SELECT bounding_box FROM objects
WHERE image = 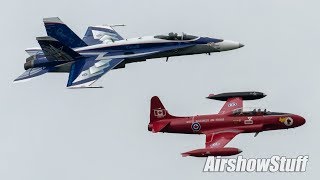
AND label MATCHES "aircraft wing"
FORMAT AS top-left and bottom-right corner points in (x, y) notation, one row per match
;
(218, 97), (243, 114)
(67, 57), (125, 88)
(14, 67), (52, 82)
(204, 129), (243, 148)
(208, 92), (266, 115)
(83, 25), (124, 45)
